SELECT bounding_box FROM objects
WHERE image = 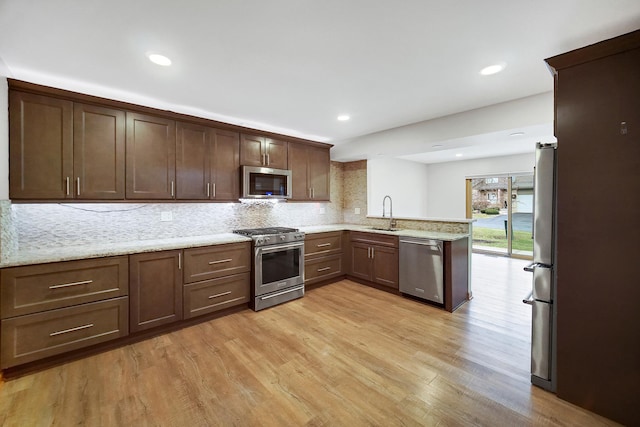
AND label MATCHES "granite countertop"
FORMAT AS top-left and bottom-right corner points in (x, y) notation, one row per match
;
(299, 224), (470, 242)
(0, 233), (251, 268)
(0, 224), (469, 268)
